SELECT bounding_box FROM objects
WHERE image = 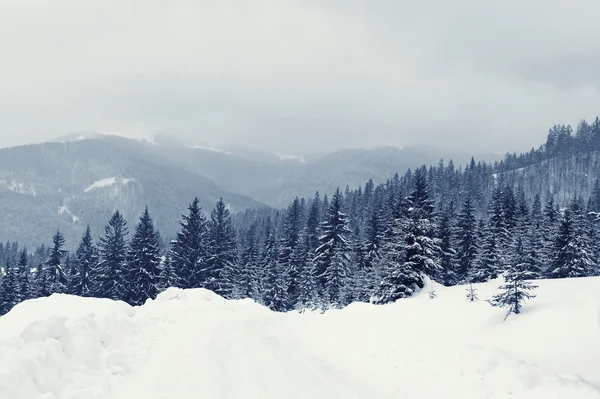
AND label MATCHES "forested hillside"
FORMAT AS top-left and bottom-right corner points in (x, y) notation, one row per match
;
(1, 118), (600, 314)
